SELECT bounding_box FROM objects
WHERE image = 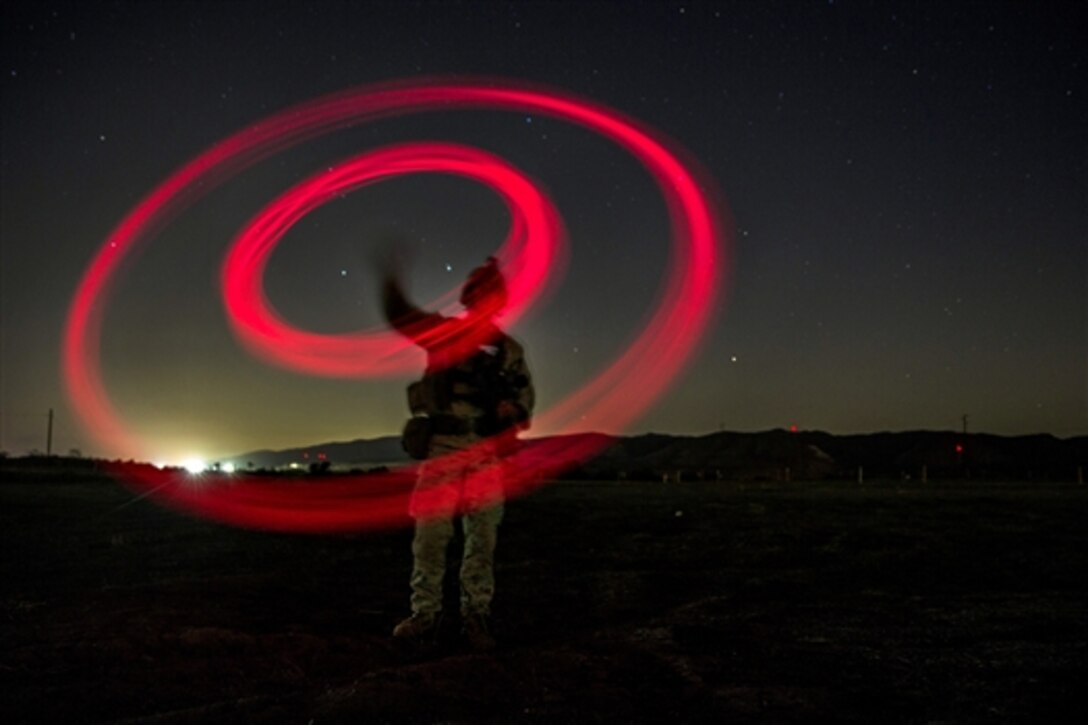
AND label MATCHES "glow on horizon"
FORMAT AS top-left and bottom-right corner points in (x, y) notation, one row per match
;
(182, 458), (207, 474)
